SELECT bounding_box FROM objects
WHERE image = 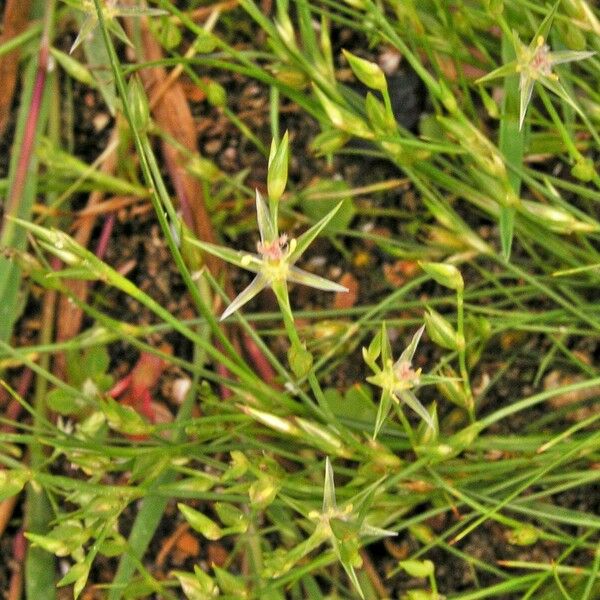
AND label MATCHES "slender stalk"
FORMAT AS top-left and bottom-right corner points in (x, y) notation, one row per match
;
(0, 0), (54, 245)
